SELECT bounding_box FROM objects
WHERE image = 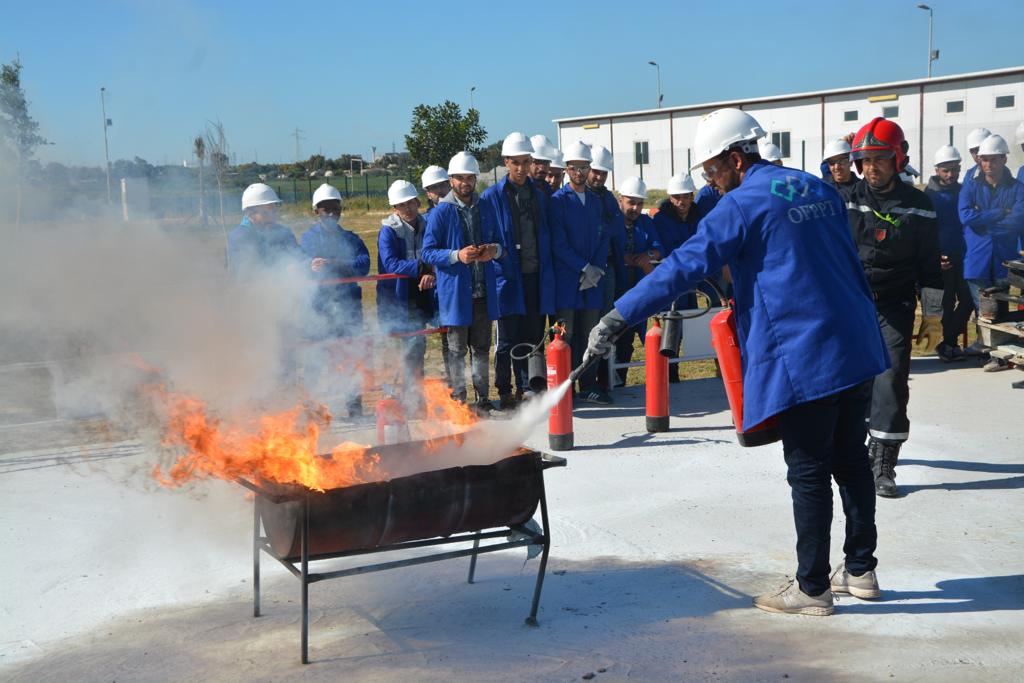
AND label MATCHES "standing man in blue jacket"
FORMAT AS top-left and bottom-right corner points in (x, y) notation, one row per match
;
(611, 176), (662, 386)
(529, 134), (555, 198)
(422, 152), (503, 413)
(958, 134), (1024, 372)
(300, 183), (371, 416)
(584, 108), (889, 616)
(589, 144), (627, 394)
(228, 183), (303, 278)
(378, 180), (437, 391)
(482, 133), (556, 409)
(549, 141), (612, 404)
(923, 146), (972, 362)
(1016, 123), (1024, 182)
(546, 149), (566, 193)
(962, 128), (992, 190)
